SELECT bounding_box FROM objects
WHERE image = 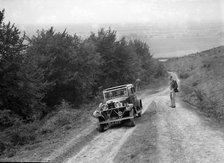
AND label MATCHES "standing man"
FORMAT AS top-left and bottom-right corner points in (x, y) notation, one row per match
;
(169, 76), (176, 108)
